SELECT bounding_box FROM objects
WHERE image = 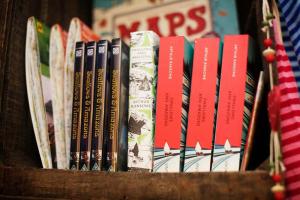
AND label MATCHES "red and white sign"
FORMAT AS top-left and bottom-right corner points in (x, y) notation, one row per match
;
(93, 0), (212, 43)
